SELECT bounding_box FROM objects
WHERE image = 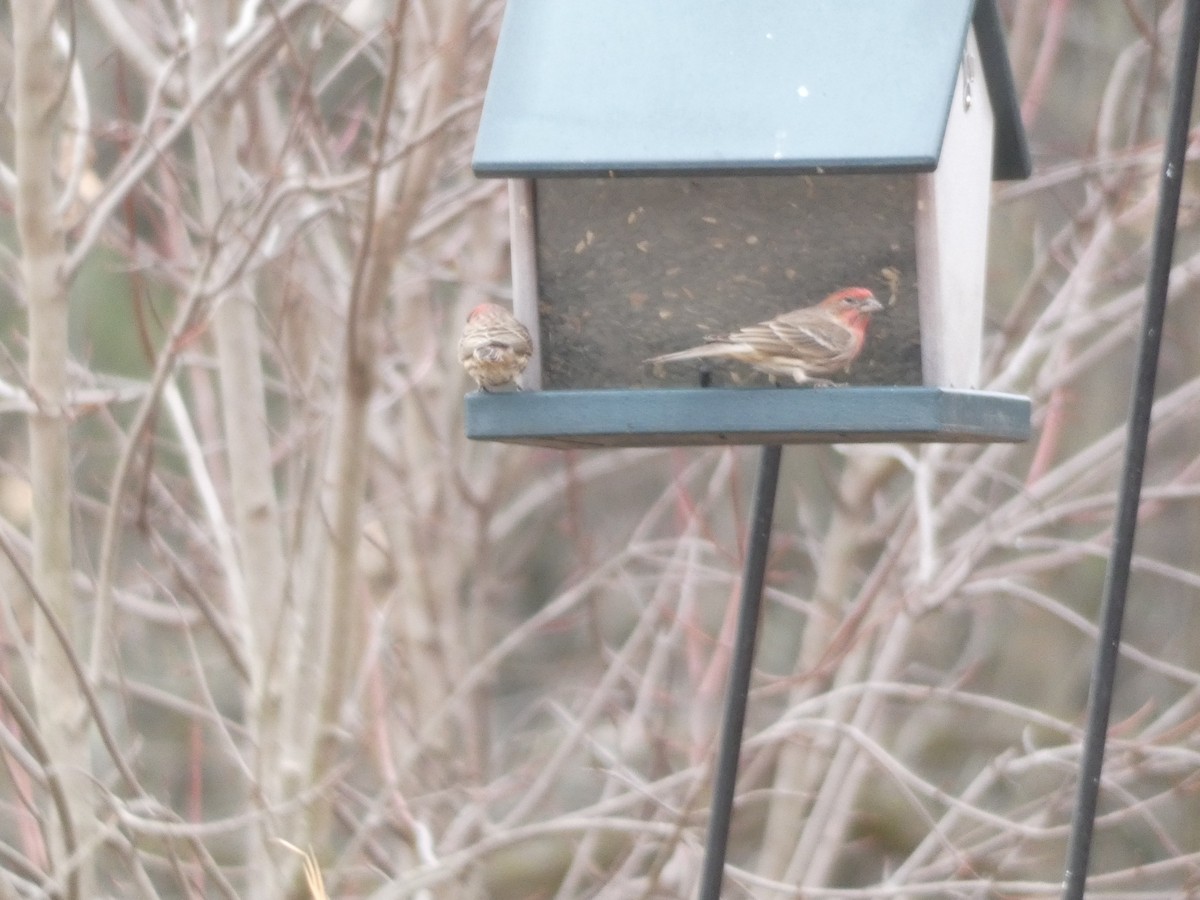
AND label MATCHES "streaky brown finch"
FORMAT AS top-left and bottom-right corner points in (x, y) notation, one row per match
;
(646, 286), (883, 385)
(459, 303), (533, 391)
